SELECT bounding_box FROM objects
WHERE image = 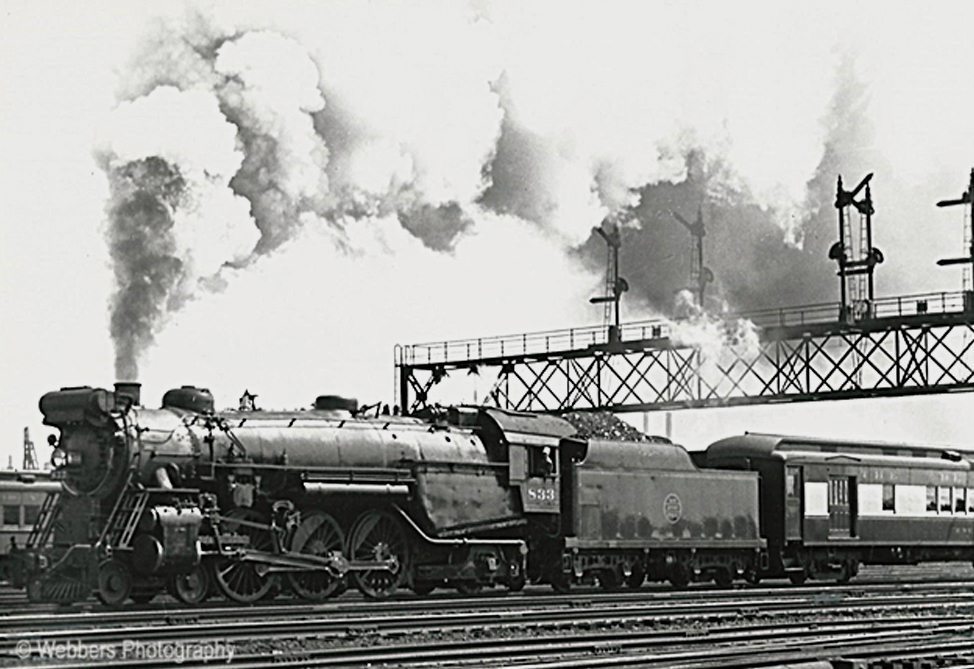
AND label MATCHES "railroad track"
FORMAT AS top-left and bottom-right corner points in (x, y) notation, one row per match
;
(4, 580), (974, 668)
(7, 611), (974, 668)
(3, 579), (974, 632)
